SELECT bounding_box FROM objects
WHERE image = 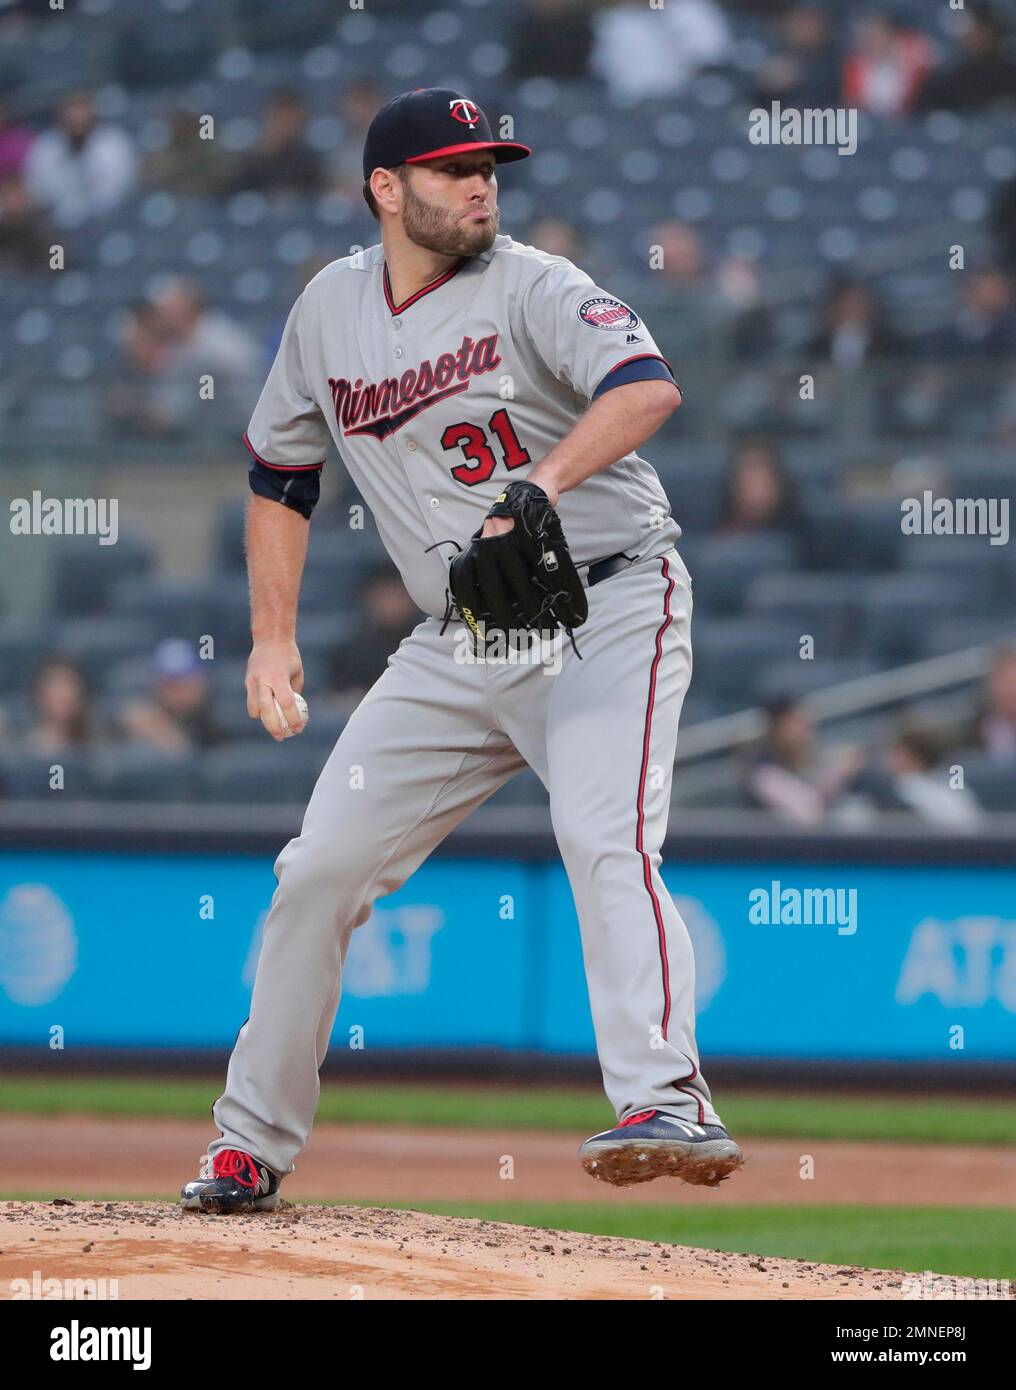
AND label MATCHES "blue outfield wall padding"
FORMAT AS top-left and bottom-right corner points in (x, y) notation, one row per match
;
(0, 840), (1014, 1060)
